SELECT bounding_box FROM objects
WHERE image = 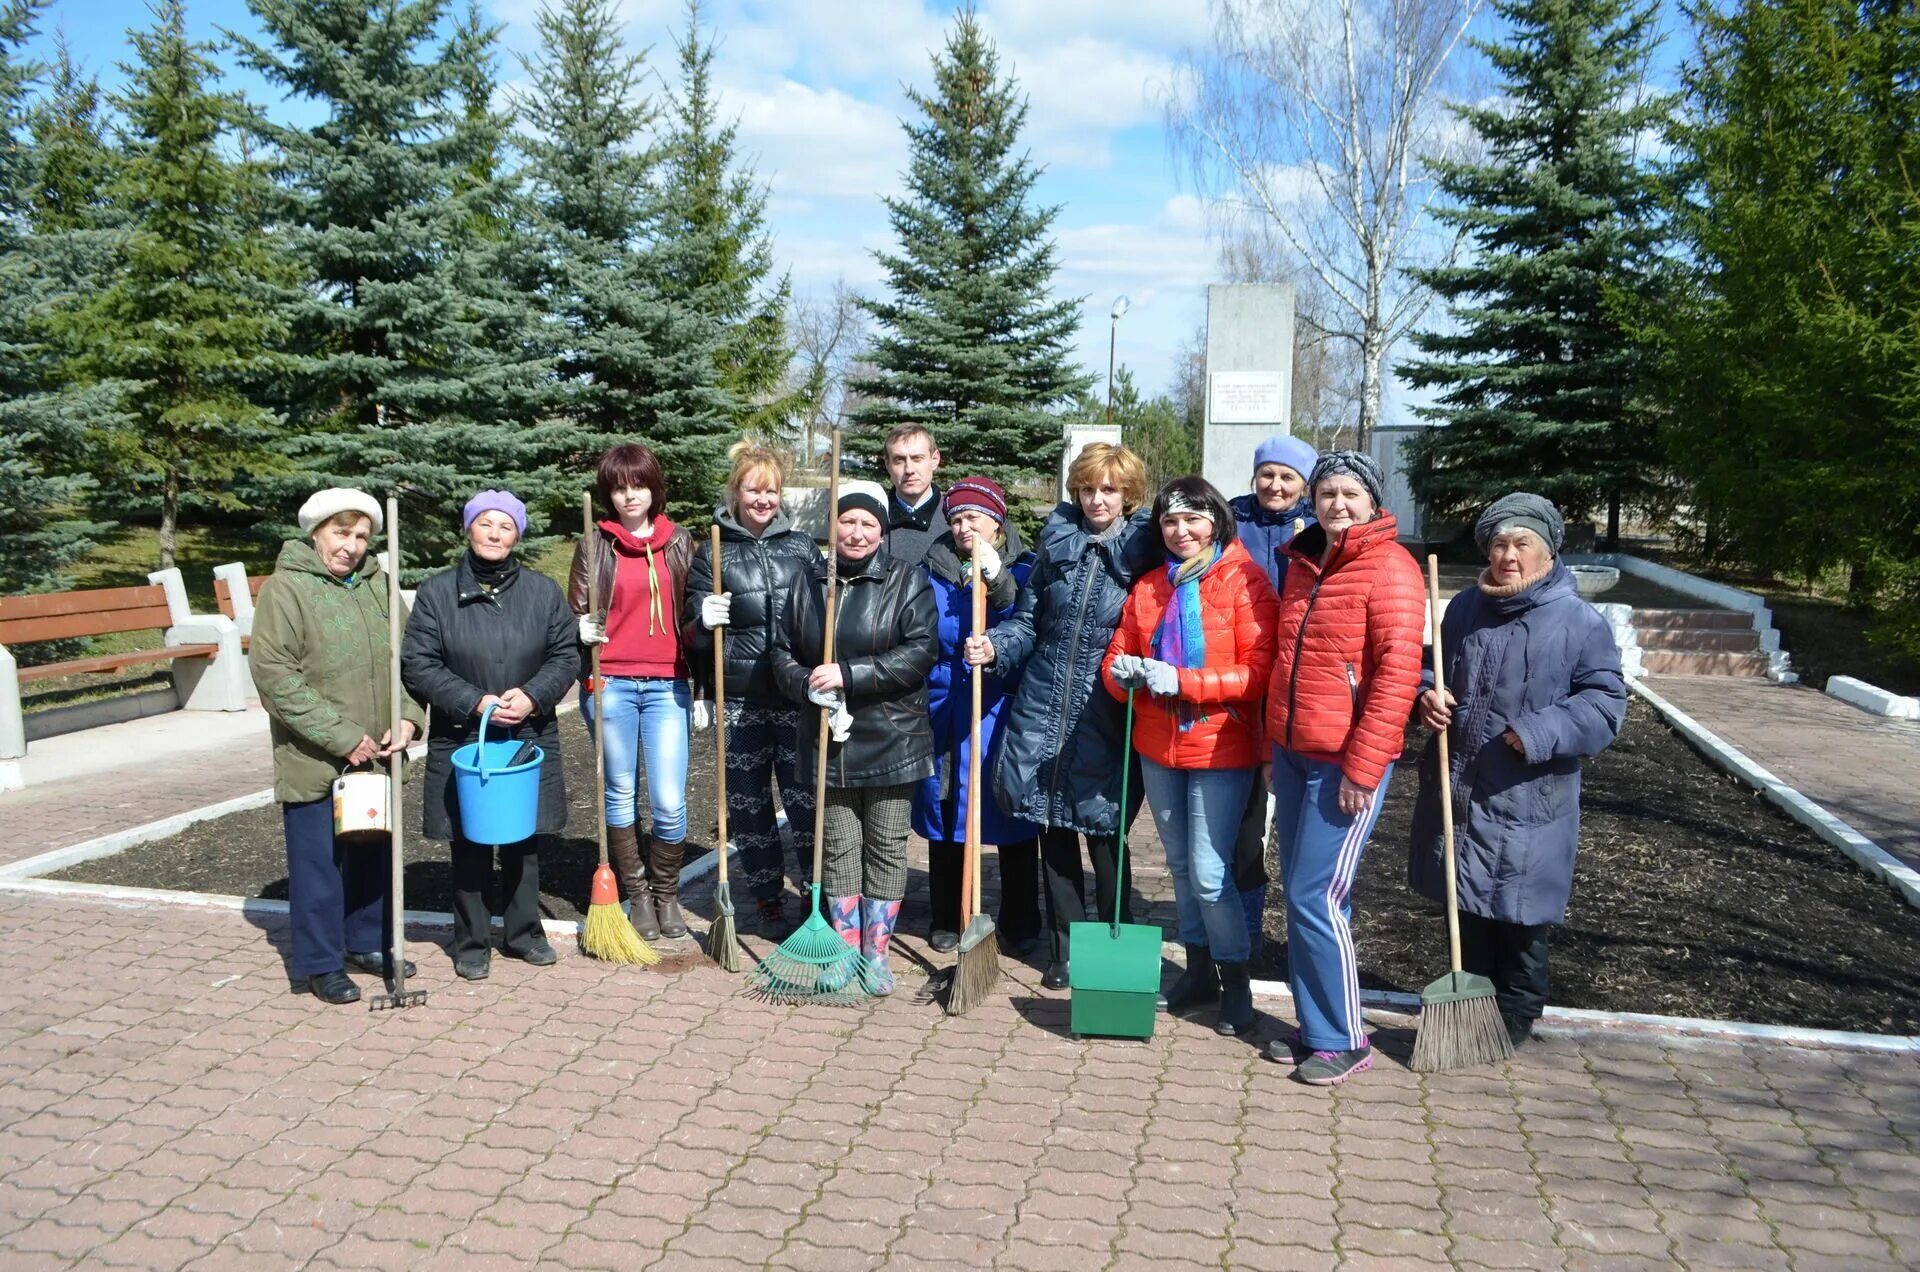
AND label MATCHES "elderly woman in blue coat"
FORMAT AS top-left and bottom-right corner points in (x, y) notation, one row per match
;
(1410, 493), (1627, 1047)
(915, 477), (1041, 954)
